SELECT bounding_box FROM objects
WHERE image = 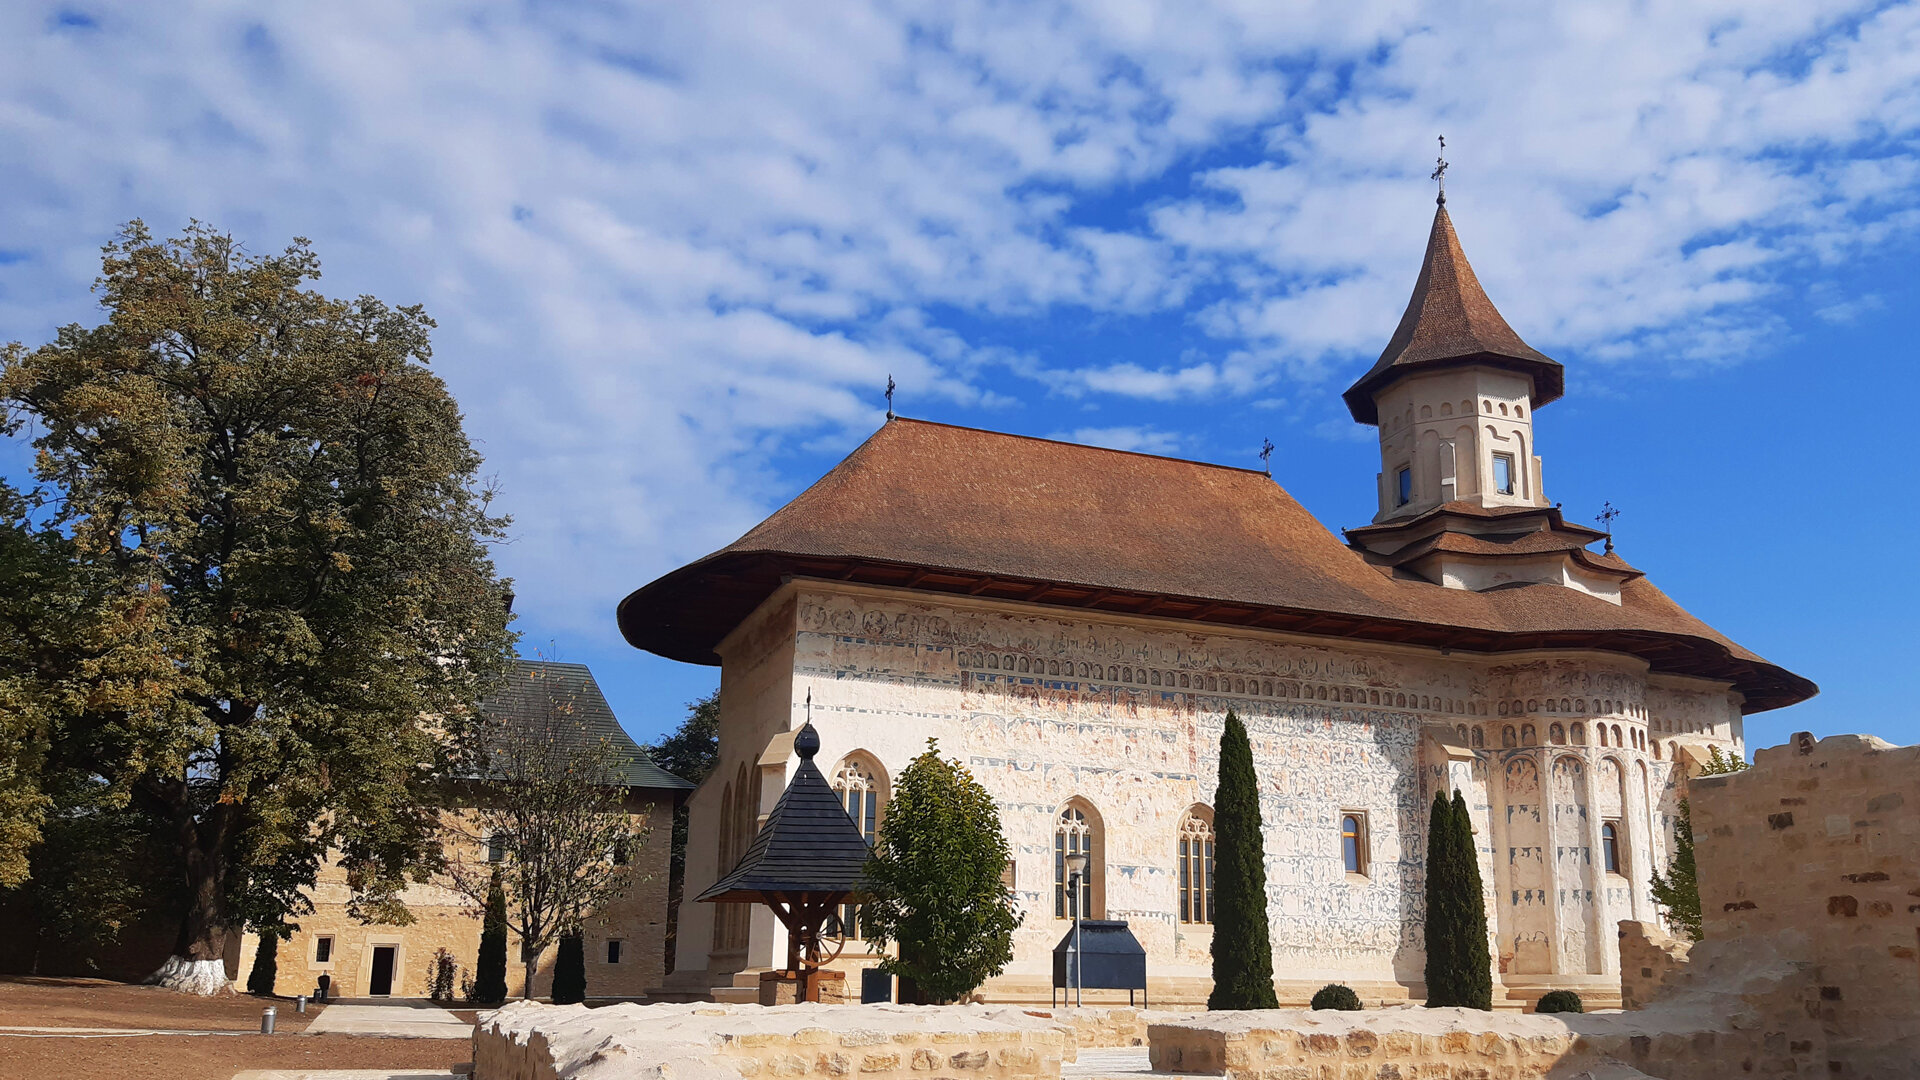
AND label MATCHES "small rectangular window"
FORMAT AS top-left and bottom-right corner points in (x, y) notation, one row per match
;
(314, 936), (333, 964)
(1341, 812), (1369, 877)
(1396, 467), (1412, 506)
(606, 939), (623, 965)
(487, 833), (506, 863)
(1493, 453), (1515, 495)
